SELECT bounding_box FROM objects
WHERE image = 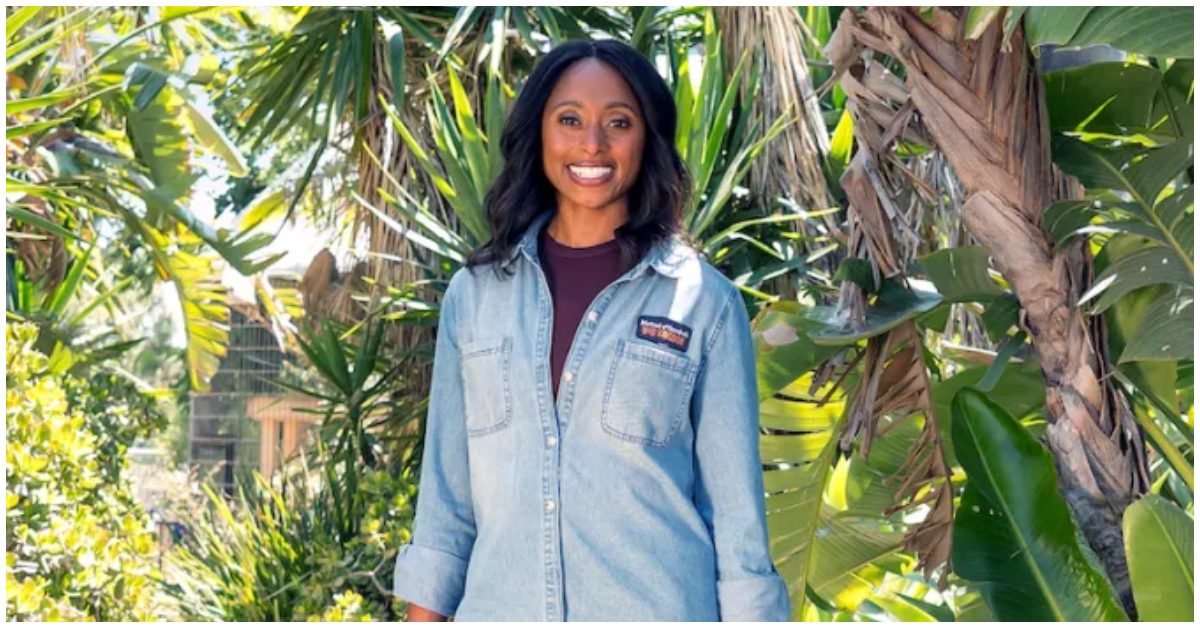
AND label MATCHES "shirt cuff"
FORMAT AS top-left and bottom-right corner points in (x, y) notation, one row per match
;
(717, 573), (791, 622)
(392, 543), (470, 618)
